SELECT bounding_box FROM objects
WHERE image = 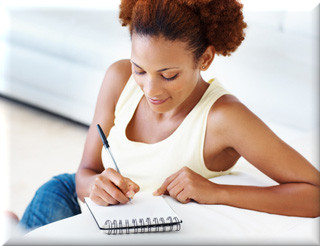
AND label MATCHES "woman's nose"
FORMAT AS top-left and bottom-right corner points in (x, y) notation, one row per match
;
(144, 78), (163, 97)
